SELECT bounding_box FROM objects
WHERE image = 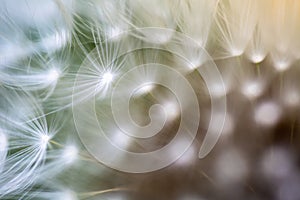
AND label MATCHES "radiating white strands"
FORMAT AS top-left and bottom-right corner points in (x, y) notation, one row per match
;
(2, 1), (300, 199)
(0, 0), (73, 53)
(0, 0), (72, 102)
(0, 55), (66, 100)
(128, 0), (176, 44)
(31, 147), (80, 188)
(44, 30), (132, 112)
(0, 130), (8, 174)
(0, 88), (61, 198)
(263, 0), (300, 71)
(76, 0), (129, 41)
(245, 25), (268, 64)
(166, 36), (210, 71)
(72, 37), (125, 103)
(215, 0), (259, 58)
(94, 0), (129, 40)
(175, 0), (219, 47)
